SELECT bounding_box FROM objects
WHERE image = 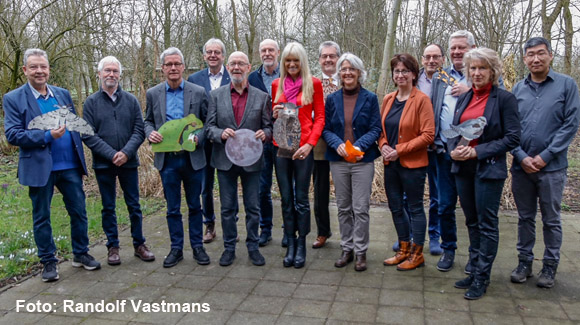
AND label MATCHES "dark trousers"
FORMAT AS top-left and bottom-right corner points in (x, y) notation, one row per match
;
(202, 141), (216, 224)
(313, 159), (331, 237)
(159, 153), (203, 250)
(217, 166), (261, 251)
(259, 142), (275, 234)
(383, 161), (427, 246)
(512, 168), (566, 263)
(29, 168), (89, 264)
(427, 150), (441, 240)
(275, 152), (314, 237)
(455, 171), (504, 282)
(435, 150), (458, 251)
(95, 167), (145, 249)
